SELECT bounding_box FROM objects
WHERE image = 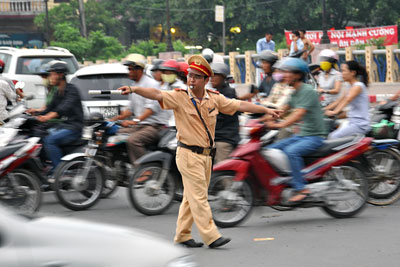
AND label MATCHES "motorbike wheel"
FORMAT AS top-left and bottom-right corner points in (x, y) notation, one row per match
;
(0, 169), (42, 213)
(208, 171), (254, 228)
(128, 163), (175, 215)
(54, 159), (104, 211)
(321, 163), (368, 218)
(366, 148), (400, 205)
